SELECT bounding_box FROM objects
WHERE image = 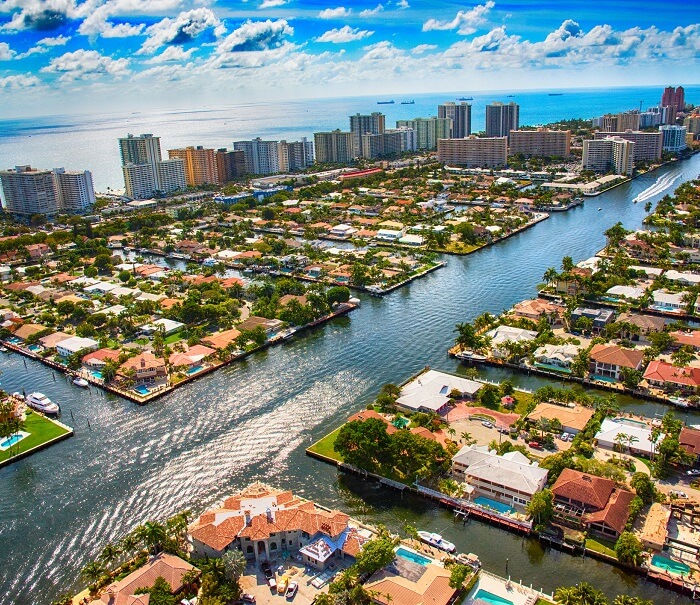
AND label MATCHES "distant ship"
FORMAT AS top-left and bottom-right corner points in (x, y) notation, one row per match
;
(458, 97), (473, 101)
(506, 95), (515, 98)
(548, 93), (564, 96)
(377, 100), (395, 105)
(401, 100), (415, 105)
